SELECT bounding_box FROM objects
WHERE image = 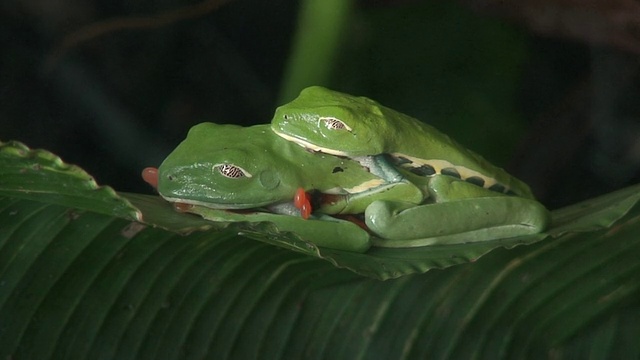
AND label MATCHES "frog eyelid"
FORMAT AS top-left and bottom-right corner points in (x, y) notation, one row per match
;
(319, 117), (351, 131)
(213, 163), (253, 178)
